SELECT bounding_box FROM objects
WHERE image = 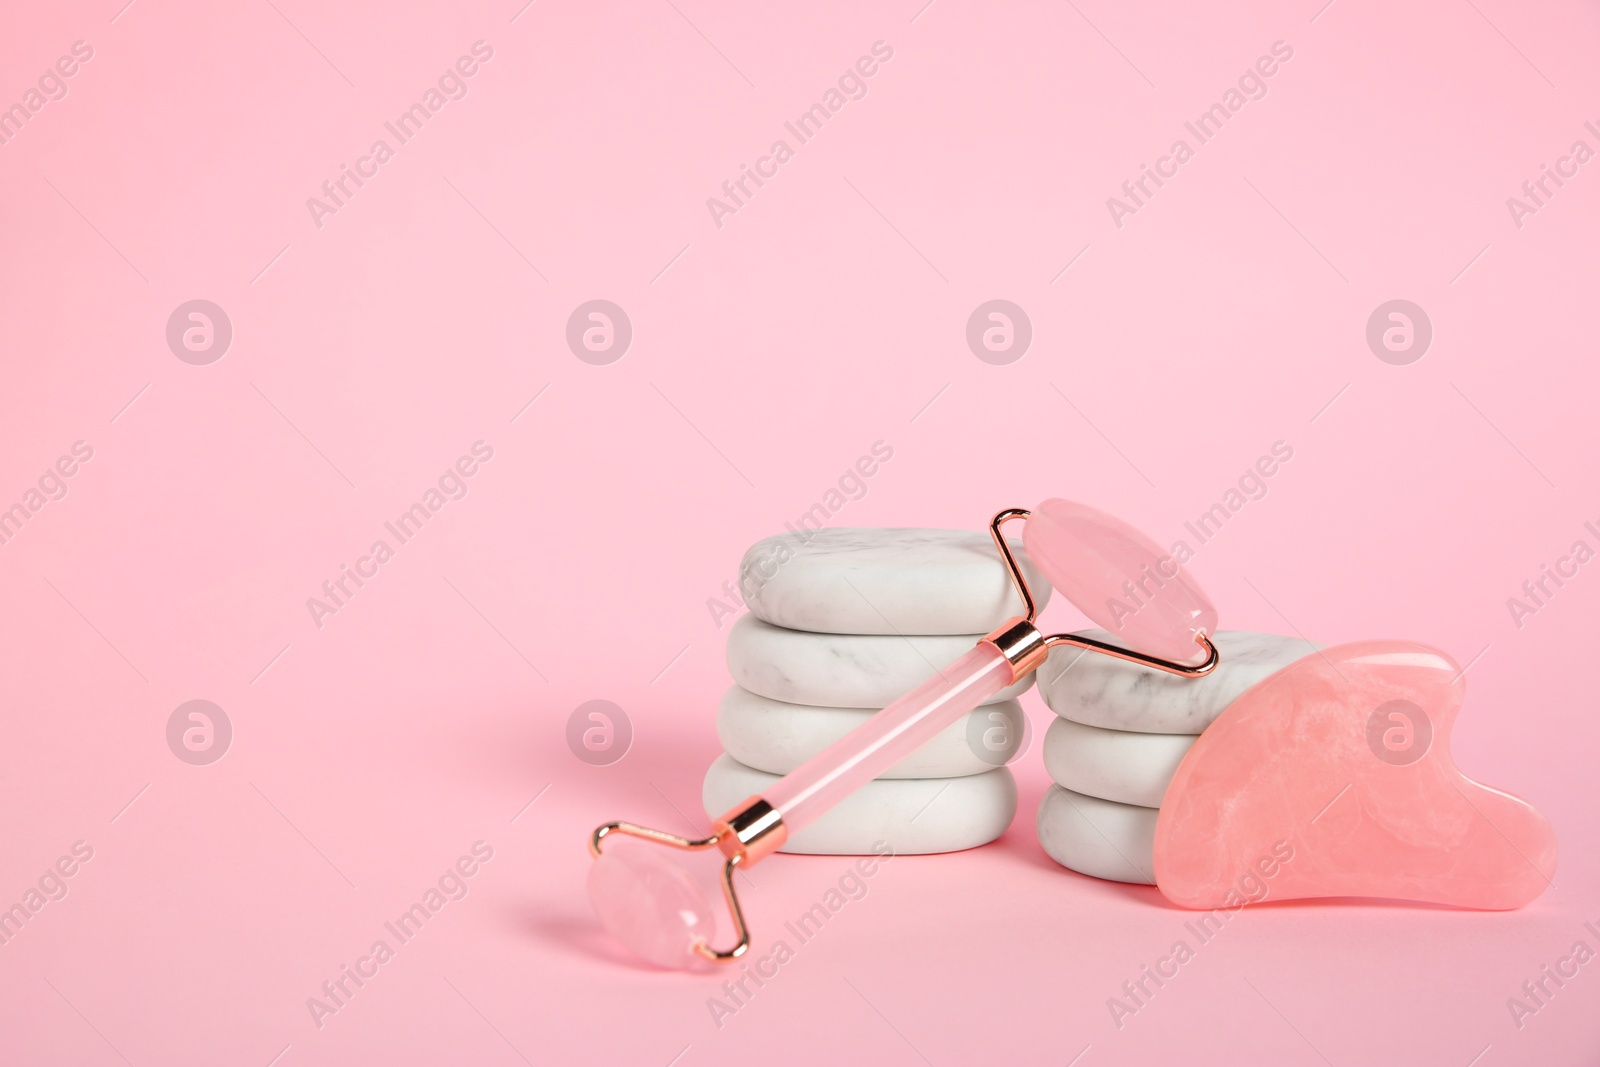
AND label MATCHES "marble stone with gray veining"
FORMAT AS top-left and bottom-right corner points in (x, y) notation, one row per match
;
(1039, 629), (1321, 734)
(1036, 784), (1158, 884)
(738, 528), (1051, 636)
(1042, 716), (1196, 808)
(703, 754), (1017, 855)
(717, 685), (1025, 779)
(726, 614), (1034, 708)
